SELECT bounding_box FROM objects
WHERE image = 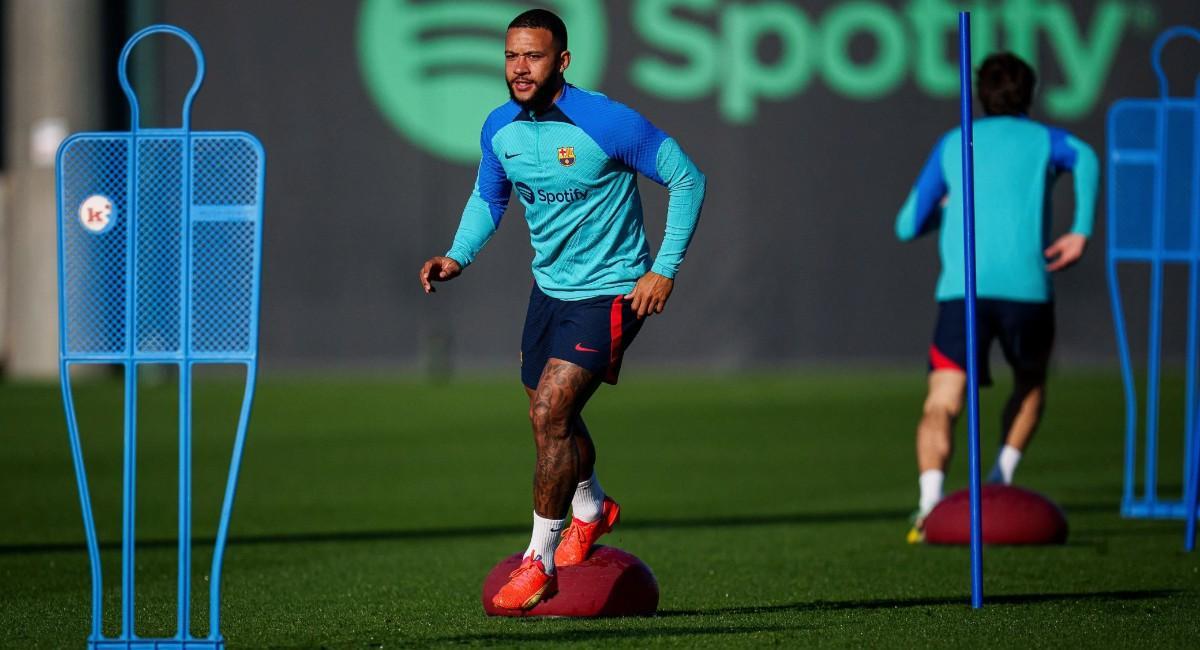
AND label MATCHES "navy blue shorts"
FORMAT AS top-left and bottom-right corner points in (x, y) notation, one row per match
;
(930, 299), (1055, 386)
(521, 285), (645, 390)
